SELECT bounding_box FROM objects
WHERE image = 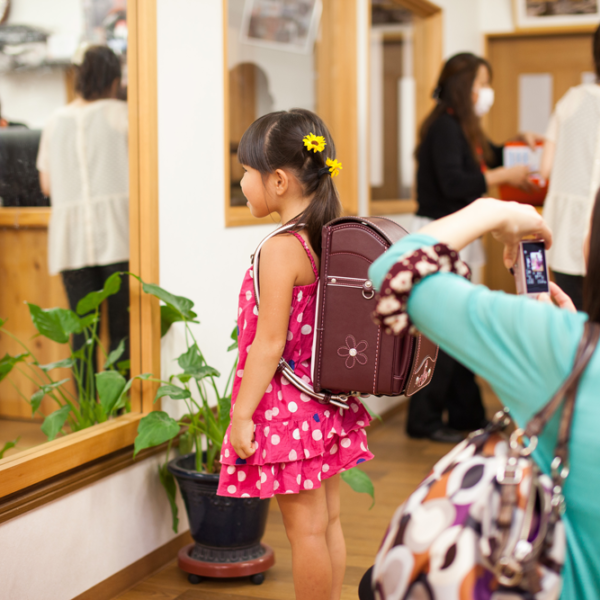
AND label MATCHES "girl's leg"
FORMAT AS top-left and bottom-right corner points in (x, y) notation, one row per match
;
(277, 487), (332, 600)
(324, 474), (346, 600)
